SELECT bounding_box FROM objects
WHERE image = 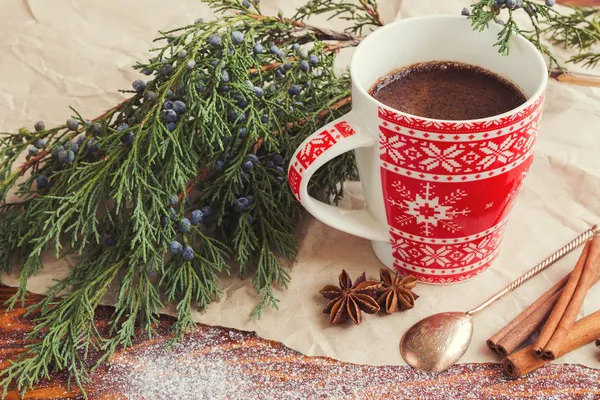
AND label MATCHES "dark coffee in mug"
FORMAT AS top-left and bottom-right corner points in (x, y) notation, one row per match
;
(369, 61), (527, 121)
